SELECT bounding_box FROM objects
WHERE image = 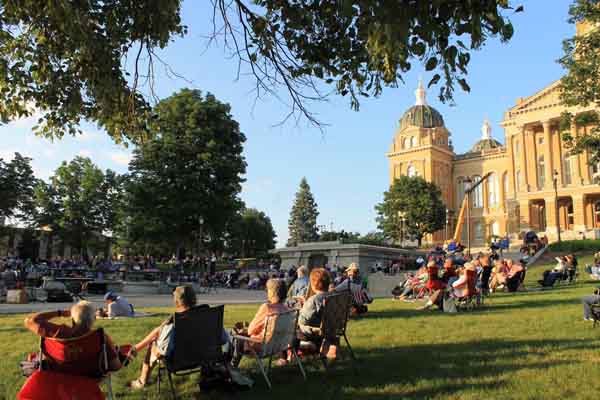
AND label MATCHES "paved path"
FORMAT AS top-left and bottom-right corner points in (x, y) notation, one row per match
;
(0, 289), (266, 315)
